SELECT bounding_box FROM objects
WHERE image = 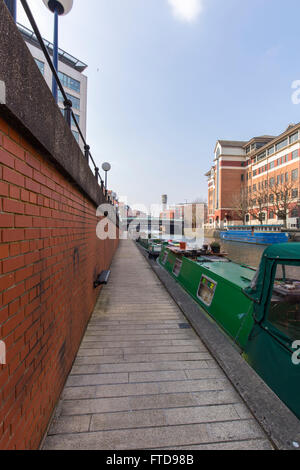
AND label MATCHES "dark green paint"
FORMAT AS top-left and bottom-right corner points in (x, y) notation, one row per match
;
(158, 243), (300, 419)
